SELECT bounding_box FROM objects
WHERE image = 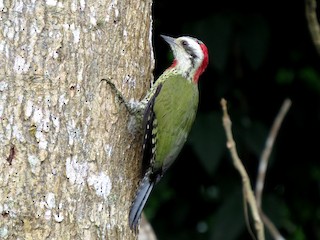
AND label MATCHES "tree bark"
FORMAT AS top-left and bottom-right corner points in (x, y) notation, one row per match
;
(0, 0), (153, 239)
